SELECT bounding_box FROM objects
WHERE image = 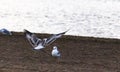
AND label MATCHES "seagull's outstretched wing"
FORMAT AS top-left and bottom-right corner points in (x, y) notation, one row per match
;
(44, 30), (68, 46)
(24, 29), (42, 47)
(0, 28), (12, 35)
